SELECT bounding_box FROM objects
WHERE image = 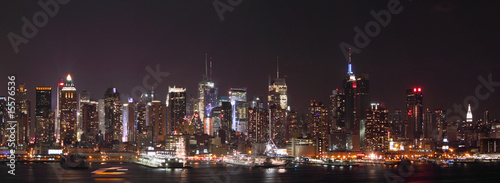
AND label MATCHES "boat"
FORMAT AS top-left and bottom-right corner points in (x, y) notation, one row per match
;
(136, 154), (186, 168)
(91, 167), (128, 178)
(60, 153), (89, 169)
